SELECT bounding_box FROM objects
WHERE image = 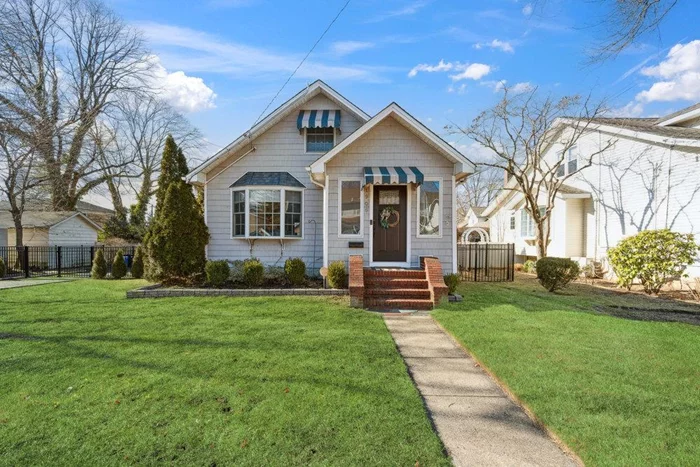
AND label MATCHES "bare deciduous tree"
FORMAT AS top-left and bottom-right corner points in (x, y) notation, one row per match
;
(455, 166), (501, 222)
(0, 134), (45, 247)
(450, 87), (614, 258)
(0, 0), (148, 210)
